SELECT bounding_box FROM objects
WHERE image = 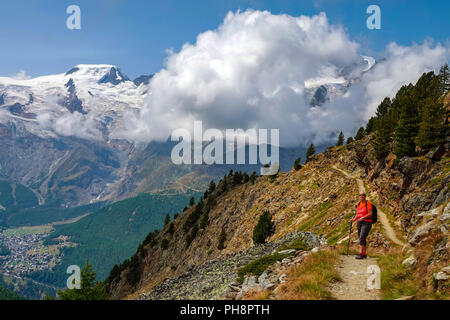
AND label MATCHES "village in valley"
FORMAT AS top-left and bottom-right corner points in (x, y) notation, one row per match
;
(0, 226), (72, 276)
